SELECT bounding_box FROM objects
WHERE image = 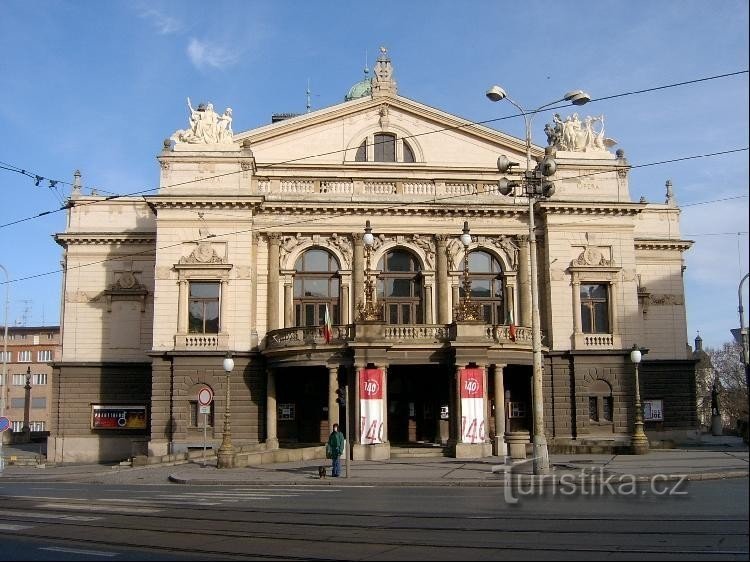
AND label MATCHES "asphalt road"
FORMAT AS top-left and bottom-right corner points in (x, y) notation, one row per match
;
(0, 479), (747, 560)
